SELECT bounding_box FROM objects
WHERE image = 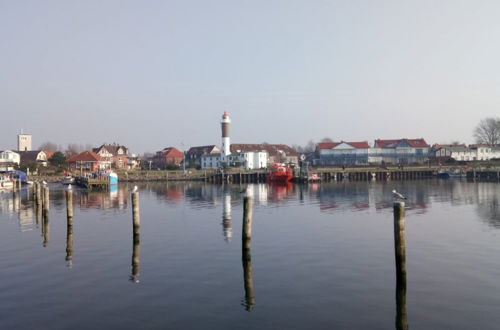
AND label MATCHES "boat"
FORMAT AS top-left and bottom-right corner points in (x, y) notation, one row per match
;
(61, 176), (75, 185)
(0, 175), (14, 190)
(267, 163), (293, 183)
(436, 167), (467, 179)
